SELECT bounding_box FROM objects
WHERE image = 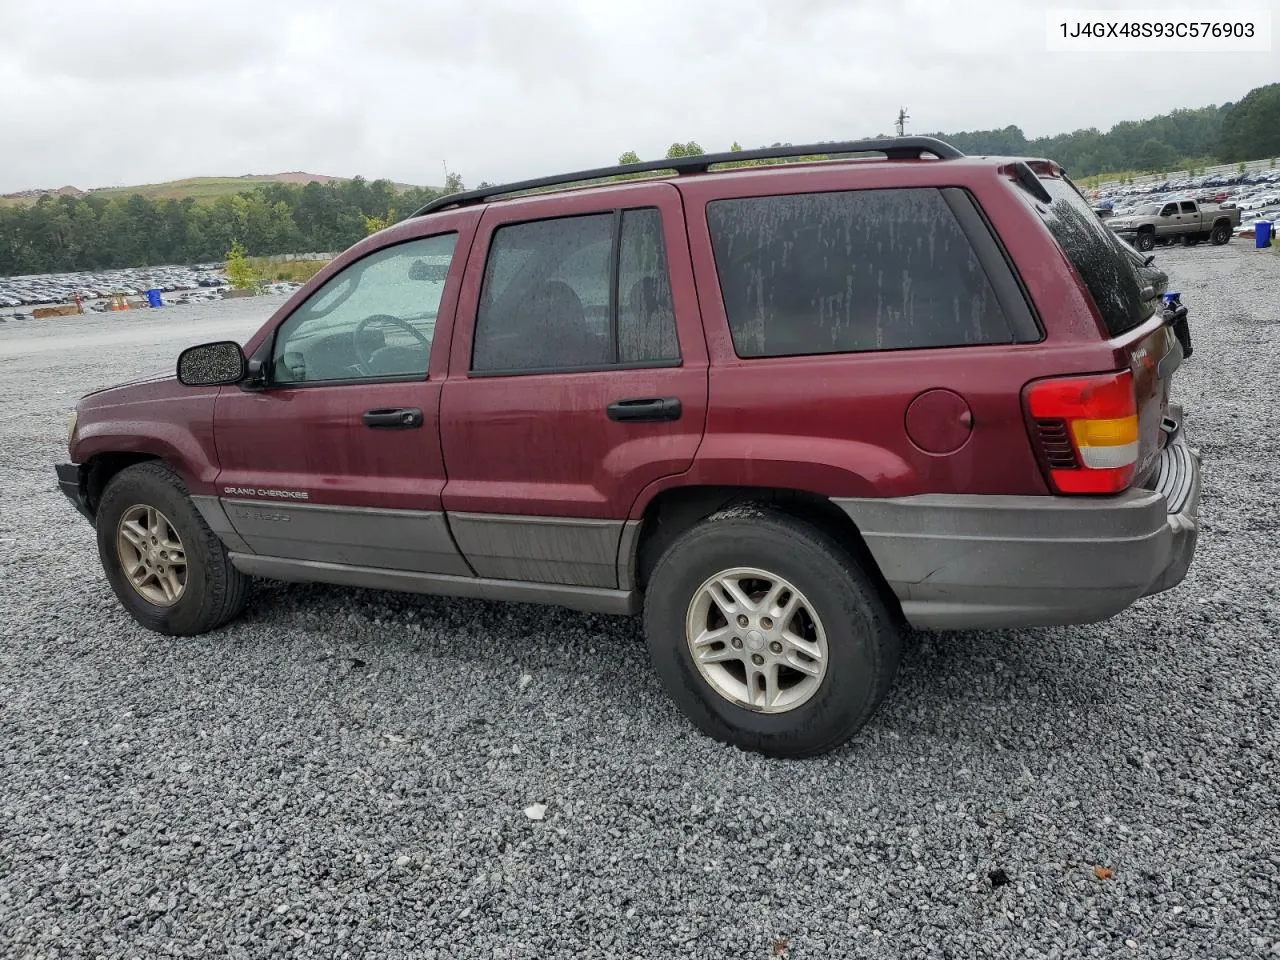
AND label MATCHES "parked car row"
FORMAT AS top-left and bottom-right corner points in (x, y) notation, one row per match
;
(0, 263), (228, 309)
(0, 269), (305, 322)
(1102, 188), (1280, 219)
(1223, 192), (1280, 212)
(1094, 168), (1280, 202)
